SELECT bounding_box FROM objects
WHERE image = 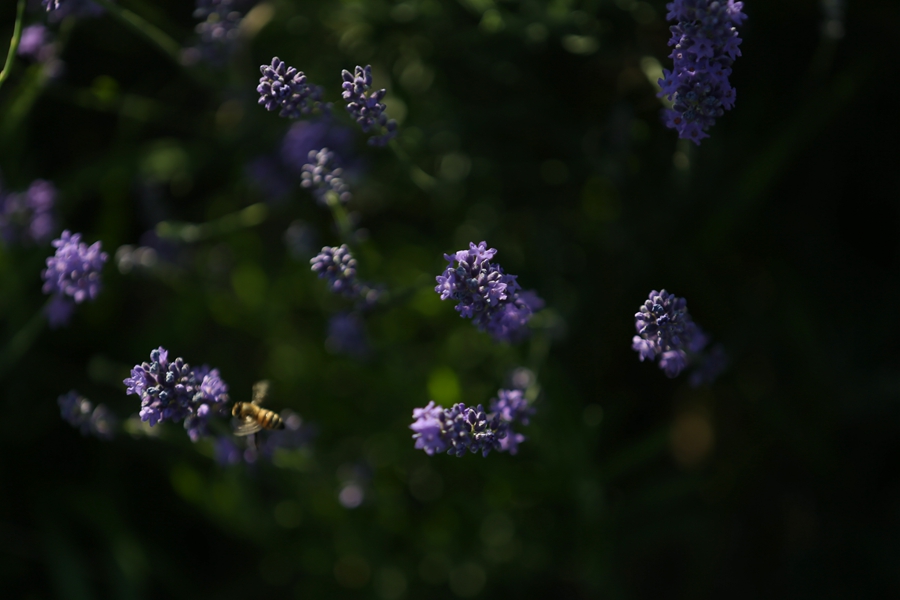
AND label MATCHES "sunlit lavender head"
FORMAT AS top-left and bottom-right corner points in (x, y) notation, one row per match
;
(657, 0), (747, 144)
(435, 241), (541, 343)
(123, 347), (230, 440)
(632, 289), (715, 379)
(183, 0), (246, 66)
(341, 65), (398, 146)
(258, 57), (327, 119)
